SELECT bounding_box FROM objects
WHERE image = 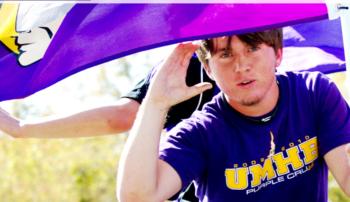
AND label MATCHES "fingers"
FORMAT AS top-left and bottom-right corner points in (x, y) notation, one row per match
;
(165, 43), (199, 73)
(179, 43), (198, 67)
(147, 42), (205, 108)
(153, 42), (199, 87)
(186, 82), (213, 100)
(173, 43), (198, 59)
